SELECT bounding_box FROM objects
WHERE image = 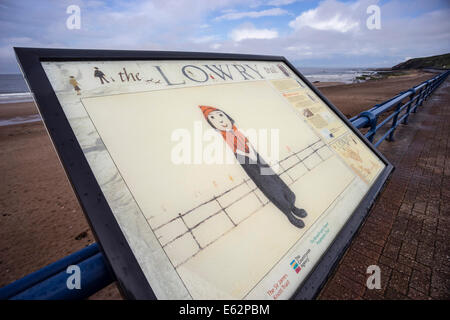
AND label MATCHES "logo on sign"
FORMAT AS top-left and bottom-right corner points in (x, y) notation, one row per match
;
(290, 259), (301, 274)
